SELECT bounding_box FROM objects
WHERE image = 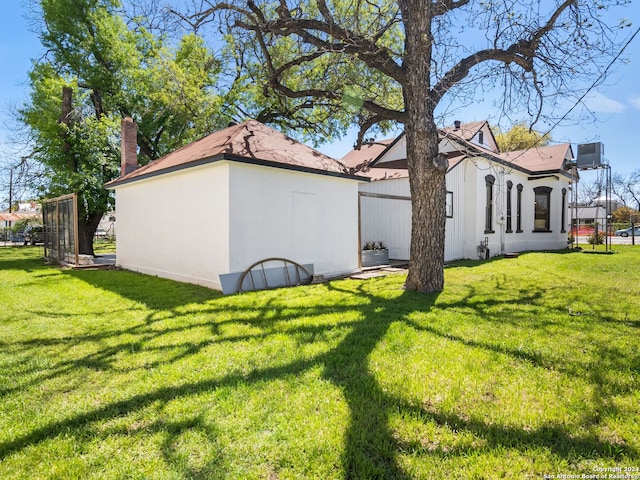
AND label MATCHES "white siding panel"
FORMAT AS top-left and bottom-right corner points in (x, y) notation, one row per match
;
(359, 178), (412, 261)
(228, 163), (360, 278)
(292, 192), (319, 261)
(114, 162), (230, 290)
(358, 172), (470, 262)
(375, 137), (407, 165)
(360, 195), (411, 260)
(360, 177), (411, 197)
(444, 163), (467, 261)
